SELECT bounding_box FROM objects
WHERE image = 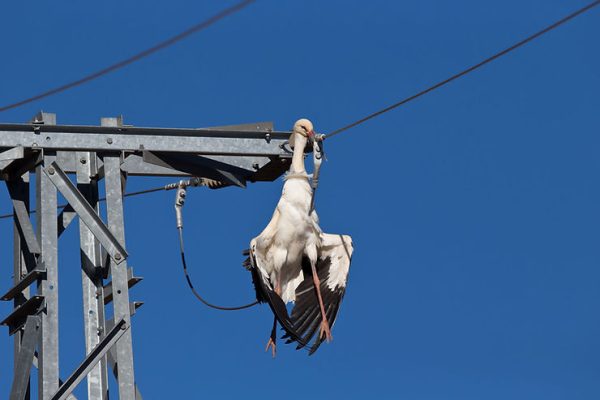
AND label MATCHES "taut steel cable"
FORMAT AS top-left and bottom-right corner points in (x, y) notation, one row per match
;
(325, 0), (600, 139)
